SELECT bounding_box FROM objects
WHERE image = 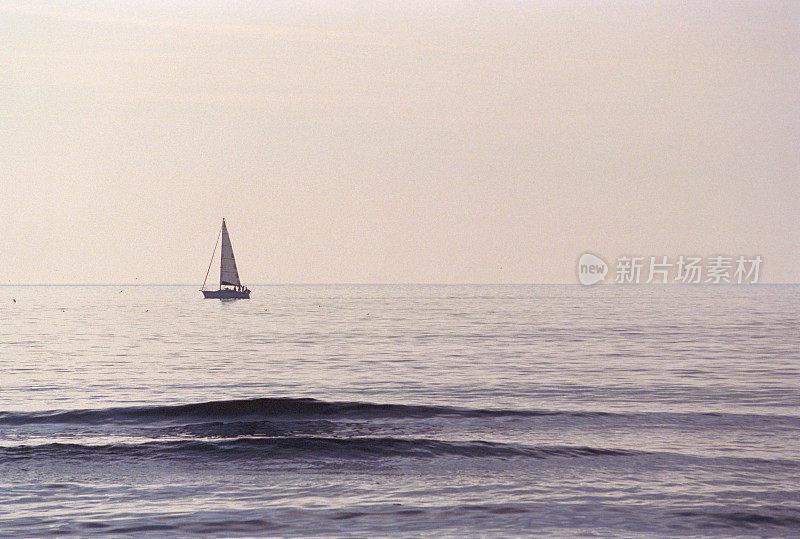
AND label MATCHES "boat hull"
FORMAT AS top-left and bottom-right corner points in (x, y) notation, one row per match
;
(202, 289), (250, 299)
